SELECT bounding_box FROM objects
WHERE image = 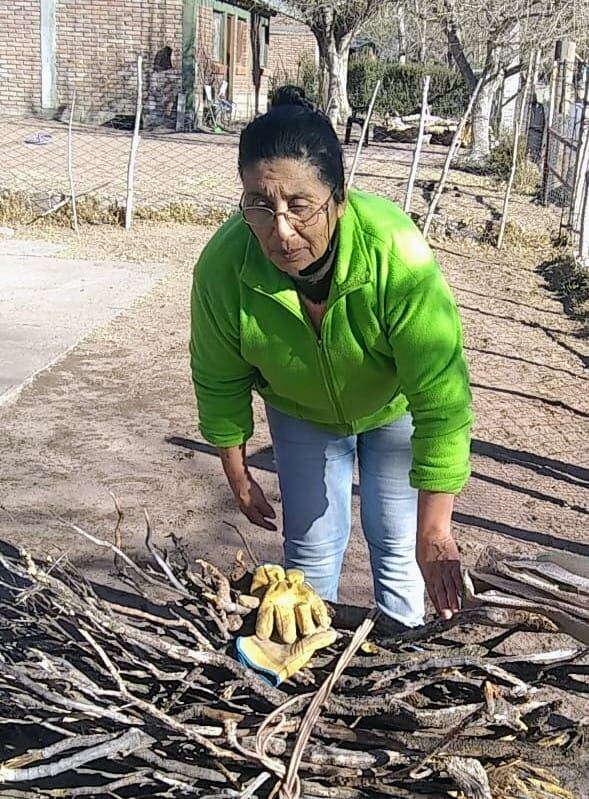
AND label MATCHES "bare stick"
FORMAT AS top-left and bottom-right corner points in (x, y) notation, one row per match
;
(404, 75), (430, 214)
(125, 54), (143, 230)
(224, 520), (259, 566)
(542, 60), (559, 205)
(67, 90), (79, 234)
(51, 514), (186, 596)
(578, 172), (589, 261)
(497, 52), (535, 249)
(26, 181), (111, 225)
(109, 491), (124, 571)
(348, 80), (381, 188)
(422, 69), (489, 238)
(0, 729), (153, 783)
(144, 508), (191, 595)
